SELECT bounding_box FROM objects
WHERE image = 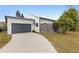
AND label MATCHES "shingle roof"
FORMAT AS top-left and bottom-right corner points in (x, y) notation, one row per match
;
(5, 16), (34, 23)
(39, 17), (55, 21)
(5, 16), (34, 20)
